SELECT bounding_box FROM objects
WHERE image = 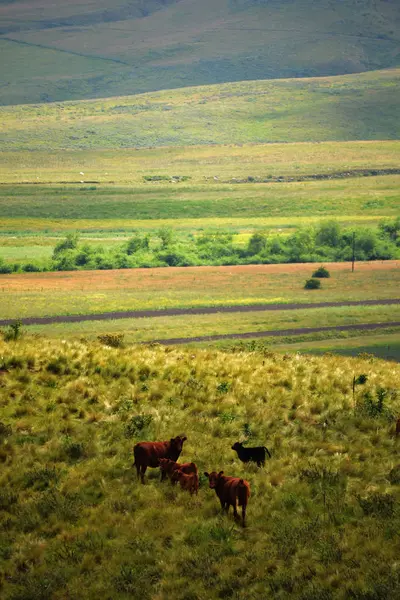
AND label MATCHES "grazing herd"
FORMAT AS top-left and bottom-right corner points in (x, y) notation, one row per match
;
(133, 435), (272, 527)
